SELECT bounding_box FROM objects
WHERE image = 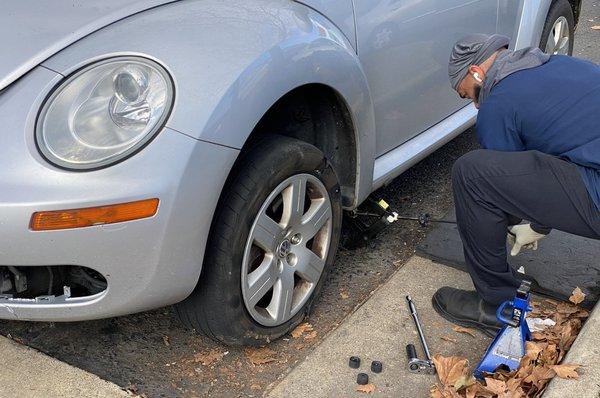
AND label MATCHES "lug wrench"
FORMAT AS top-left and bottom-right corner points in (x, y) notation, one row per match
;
(406, 295), (436, 375)
(400, 213), (456, 227)
(353, 211), (456, 227)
